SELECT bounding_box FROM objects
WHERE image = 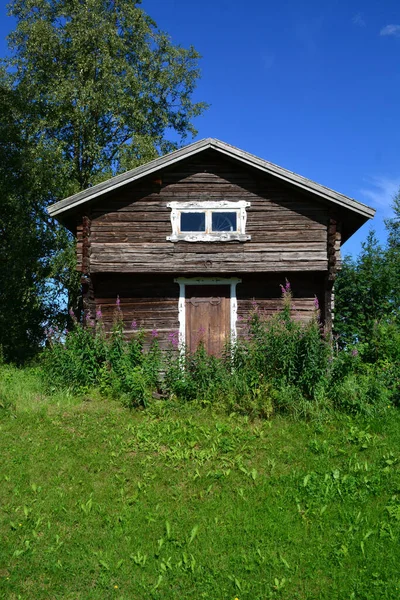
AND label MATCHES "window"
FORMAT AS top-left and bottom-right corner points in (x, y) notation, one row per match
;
(180, 212), (206, 232)
(167, 201), (251, 242)
(212, 212), (237, 232)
